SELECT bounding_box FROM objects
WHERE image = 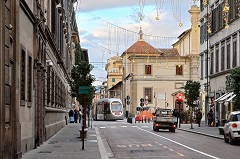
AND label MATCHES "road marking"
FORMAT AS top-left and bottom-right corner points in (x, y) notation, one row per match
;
(132, 126), (138, 127)
(163, 146), (168, 148)
(116, 145), (127, 148)
(121, 126), (127, 128)
(99, 127), (106, 129)
(110, 126), (117, 128)
(169, 149), (174, 151)
(138, 127), (220, 159)
(177, 152), (184, 157)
